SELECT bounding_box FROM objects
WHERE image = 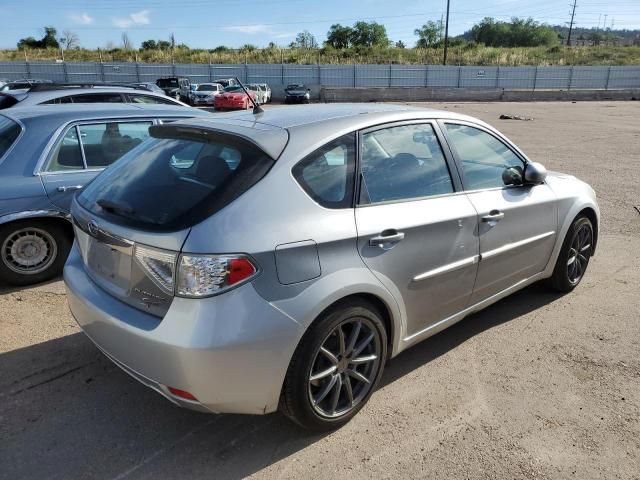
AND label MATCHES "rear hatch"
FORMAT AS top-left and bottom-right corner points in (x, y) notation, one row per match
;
(72, 121), (285, 317)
